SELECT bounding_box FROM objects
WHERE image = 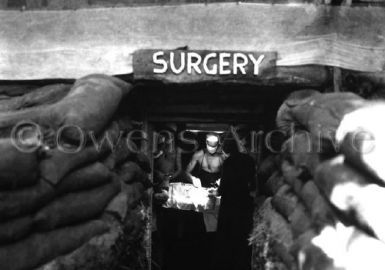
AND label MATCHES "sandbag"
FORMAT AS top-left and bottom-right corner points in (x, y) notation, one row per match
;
(271, 189), (298, 220)
(314, 156), (366, 197)
(288, 203), (312, 238)
(0, 84), (37, 97)
(104, 181), (145, 220)
(0, 84), (71, 112)
(105, 189), (128, 221)
(315, 156), (385, 242)
(281, 132), (320, 178)
(275, 184), (291, 197)
(293, 178), (304, 196)
(299, 181), (319, 210)
(102, 137), (138, 170)
(117, 161), (146, 184)
(257, 155), (280, 183)
(276, 89), (321, 135)
(336, 103), (385, 182)
(264, 172), (285, 195)
(290, 92), (365, 140)
(0, 139), (38, 190)
(125, 182), (145, 209)
(278, 92), (366, 154)
(56, 162), (112, 194)
(0, 74), (132, 141)
(0, 219), (109, 270)
(135, 152), (152, 173)
(40, 144), (110, 185)
(280, 160), (302, 187)
(299, 181), (334, 226)
(0, 216), (33, 244)
(90, 120), (123, 150)
(253, 198), (293, 249)
(310, 195), (335, 227)
(34, 180), (120, 231)
(269, 239), (296, 269)
(0, 179), (55, 221)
